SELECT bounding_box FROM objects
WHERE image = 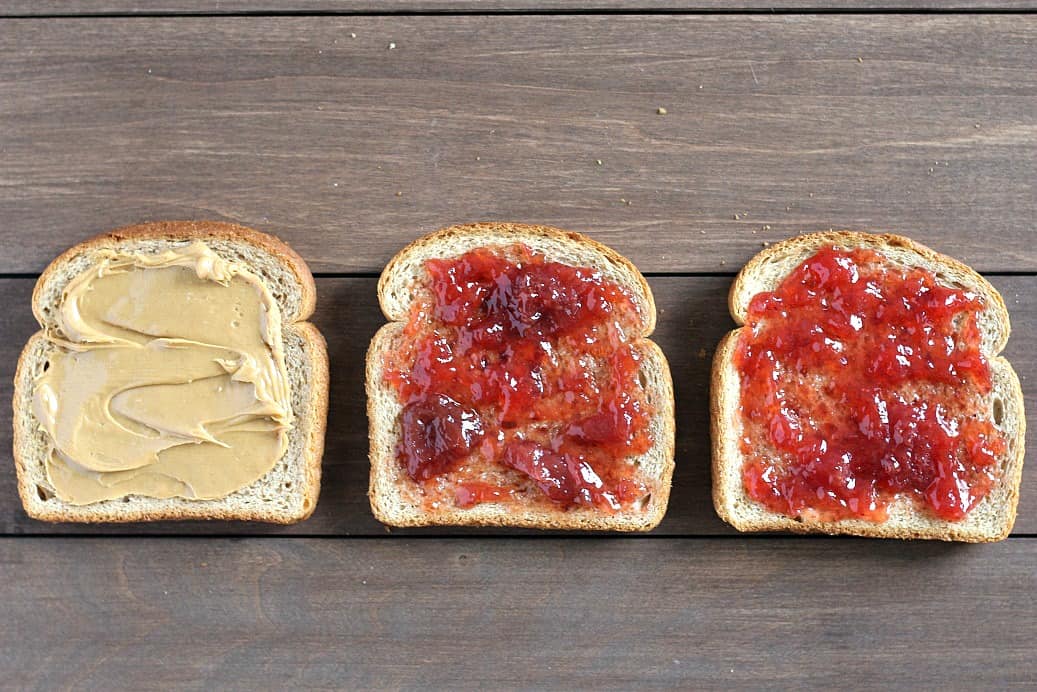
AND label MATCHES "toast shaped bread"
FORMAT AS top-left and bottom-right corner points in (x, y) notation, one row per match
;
(368, 223), (675, 530)
(712, 231), (1024, 541)
(13, 221), (329, 523)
